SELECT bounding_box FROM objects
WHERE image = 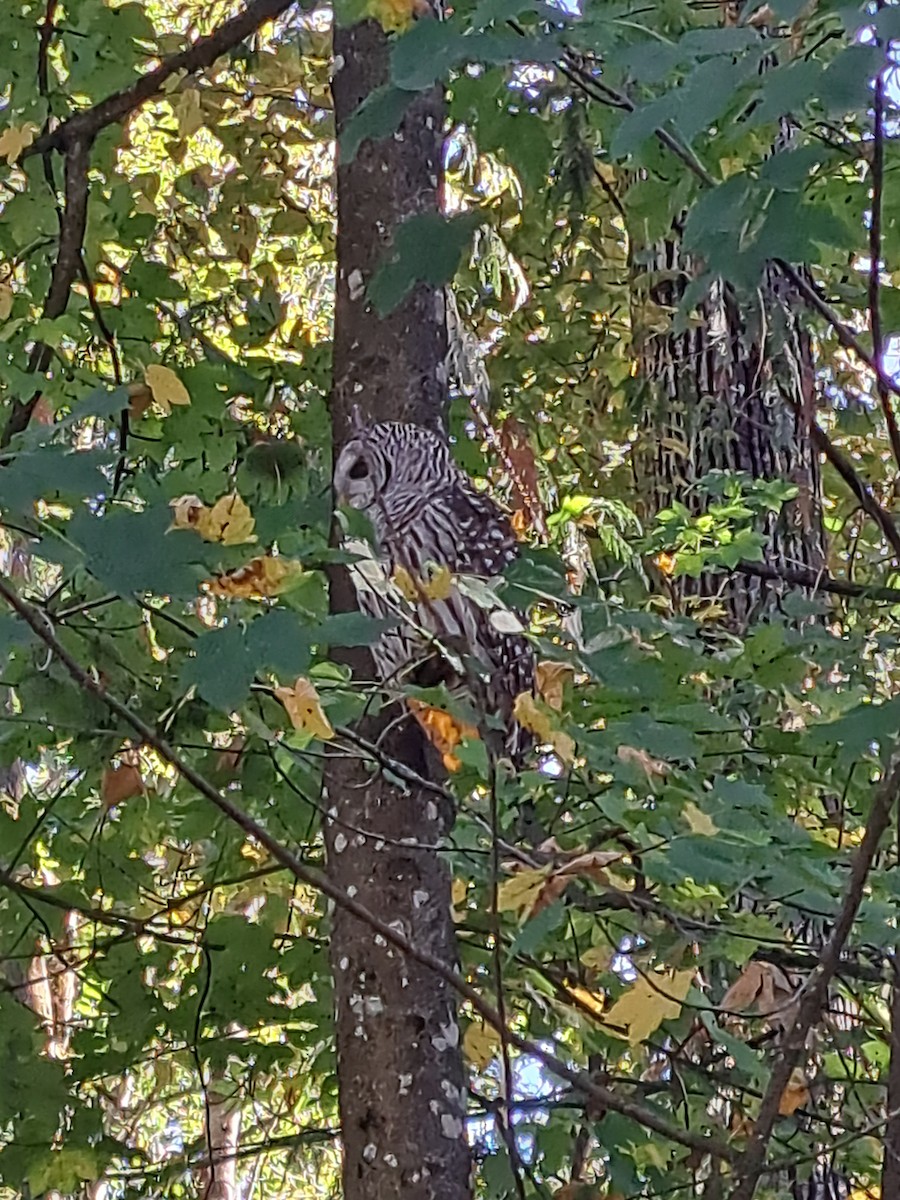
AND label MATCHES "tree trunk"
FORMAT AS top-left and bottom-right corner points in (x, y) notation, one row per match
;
(633, 246), (826, 627)
(630, 238), (842, 1200)
(325, 14), (472, 1200)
